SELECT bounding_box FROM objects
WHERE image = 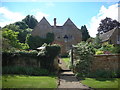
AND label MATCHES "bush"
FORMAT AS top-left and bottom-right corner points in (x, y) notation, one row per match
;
(2, 44), (61, 72)
(95, 43), (120, 54)
(88, 69), (118, 78)
(26, 33), (54, 49)
(38, 44), (61, 71)
(112, 45), (120, 54)
(2, 66), (49, 76)
(72, 42), (95, 77)
(95, 50), (104, 55)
